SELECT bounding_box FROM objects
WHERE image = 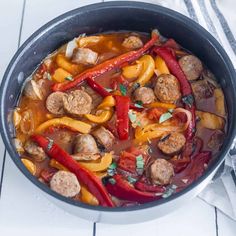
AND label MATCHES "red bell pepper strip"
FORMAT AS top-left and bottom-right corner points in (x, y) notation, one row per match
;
(134, 177), (165, 193)
(114, 95), (130, 140)
(105, 174), (160, 203)
(52, 33), (158, 92)
(31, 134), (114, 207)
(153, 47), (196, 141)
(86, 78), (110, 97)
